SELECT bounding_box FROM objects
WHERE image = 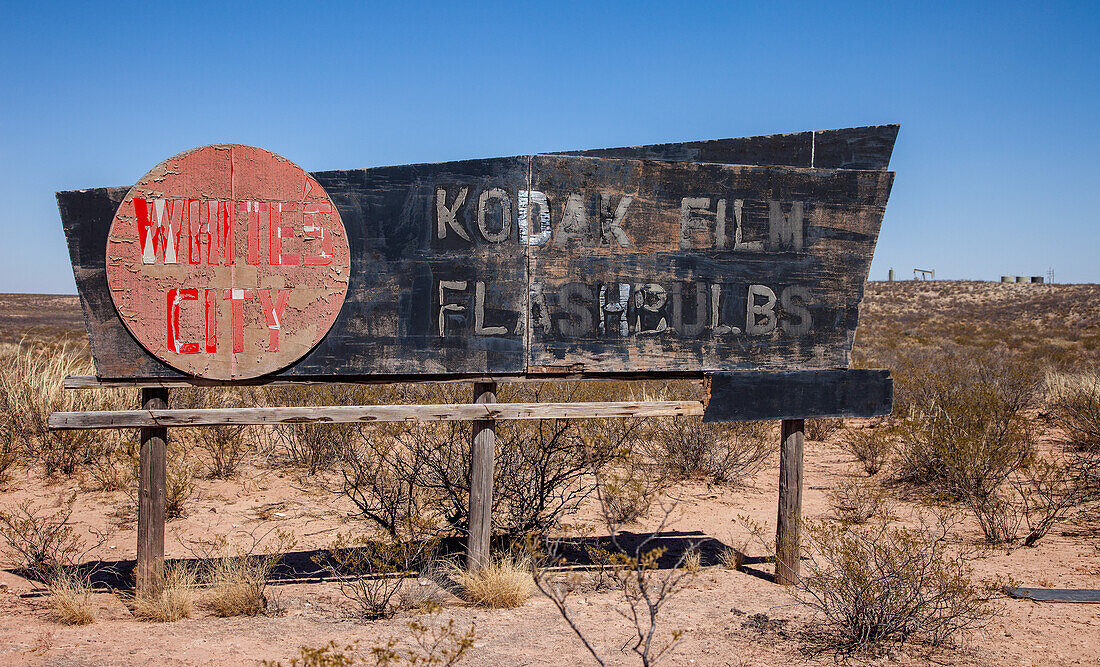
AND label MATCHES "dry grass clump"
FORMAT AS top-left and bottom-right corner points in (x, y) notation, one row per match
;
(47, 571), (96, 625)
(718, 546), (745, 570)
(165, 453), (198, 519)
(196, 530), (294, 617)
(0, 430), (16, 483)
(131, 564), (197, 622)
(453, 555), (533, 608)
(206, 556), (271, 617)
(682, 549), (702, 573)
(0, 342), (131, 477)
